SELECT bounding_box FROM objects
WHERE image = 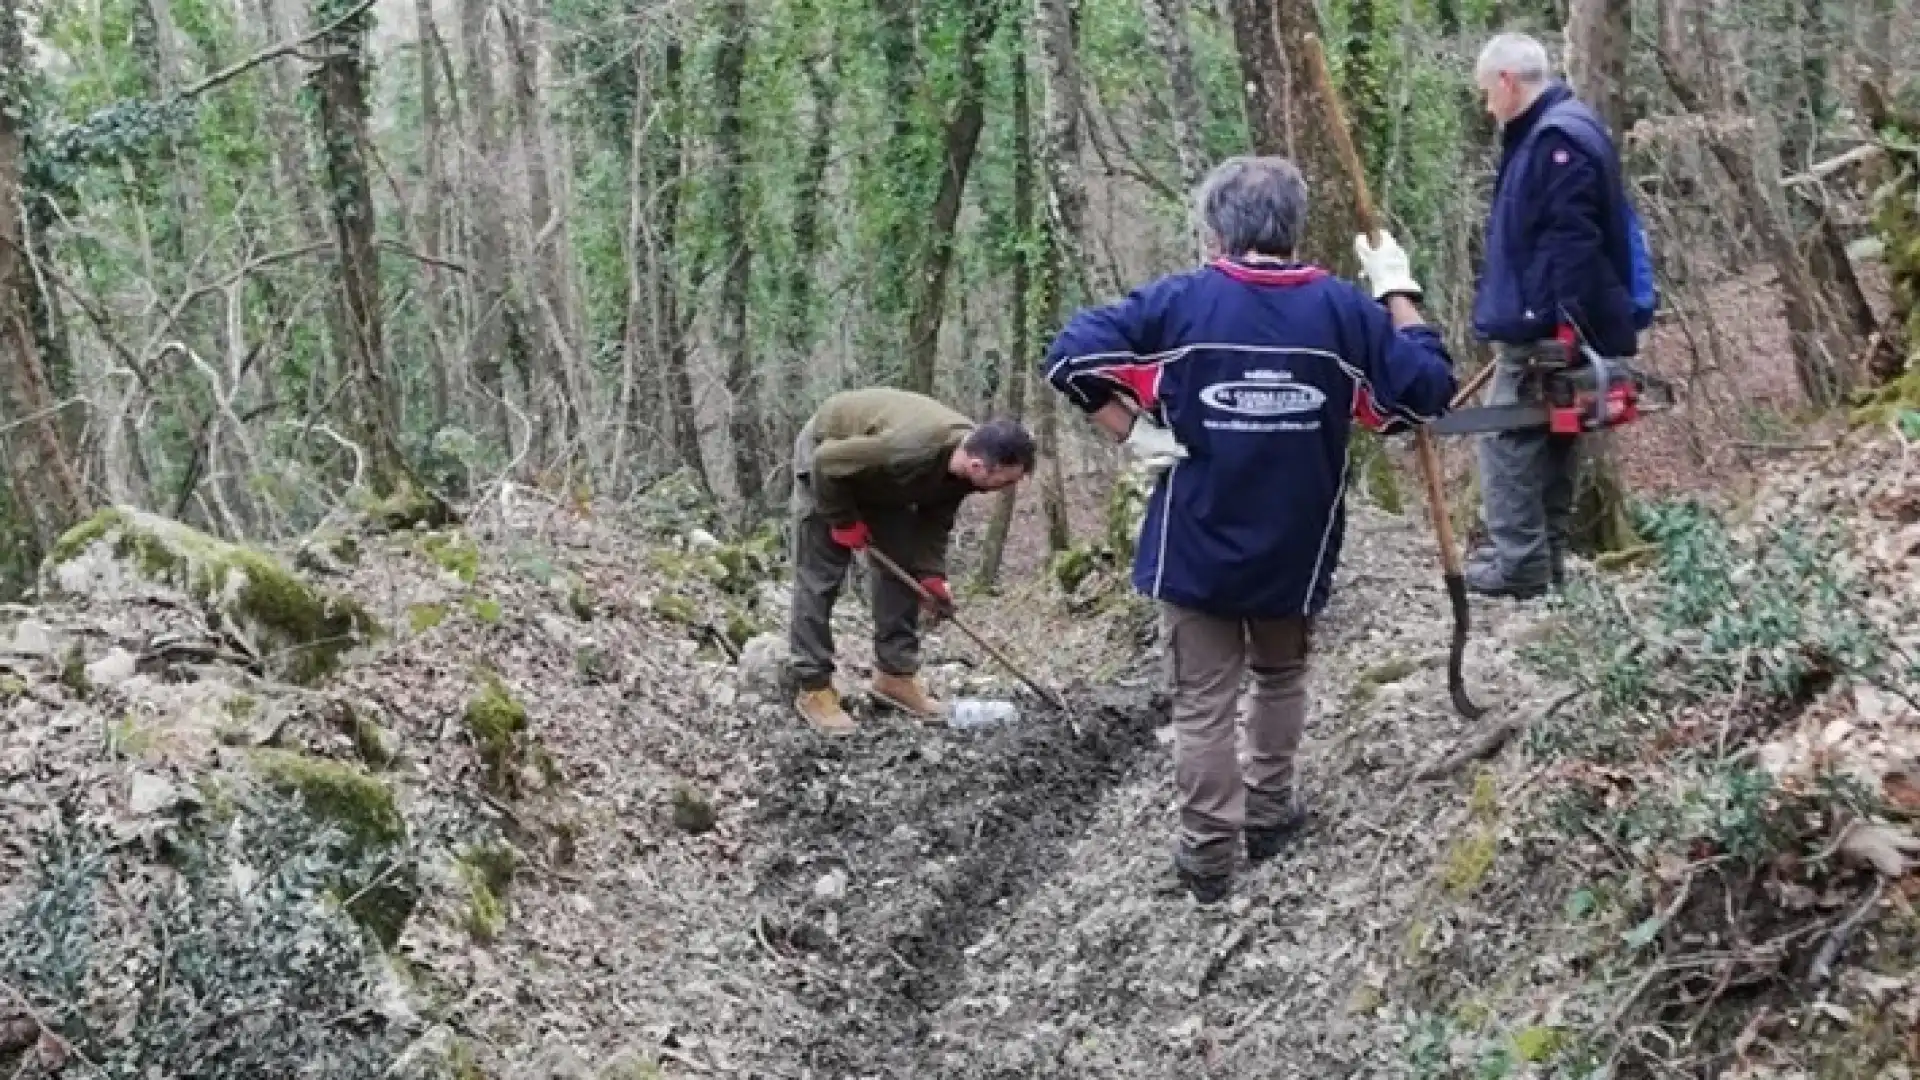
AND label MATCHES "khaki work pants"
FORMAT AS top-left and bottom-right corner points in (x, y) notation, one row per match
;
(1161, 602), (1312, 876)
